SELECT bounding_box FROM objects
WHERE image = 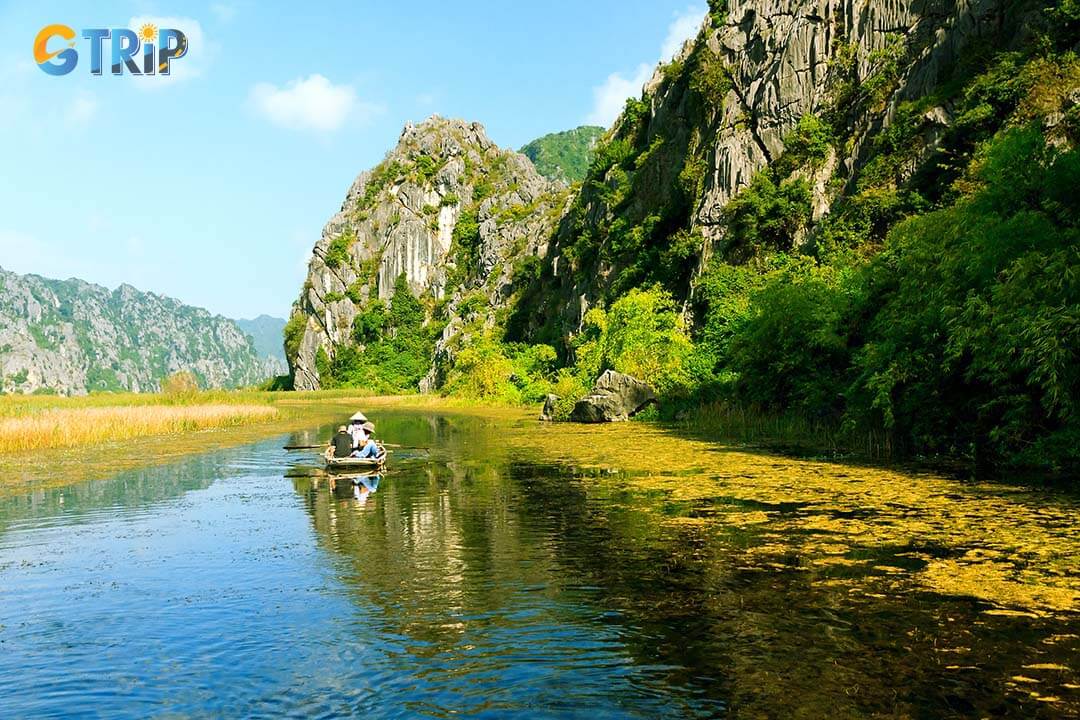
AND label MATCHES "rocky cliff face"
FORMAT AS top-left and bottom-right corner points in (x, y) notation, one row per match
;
(287, 116), (568, 390)
(511, 0), (1025, 341)
(0, 267), (270, 395)
(290, 0), (1037, 391)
